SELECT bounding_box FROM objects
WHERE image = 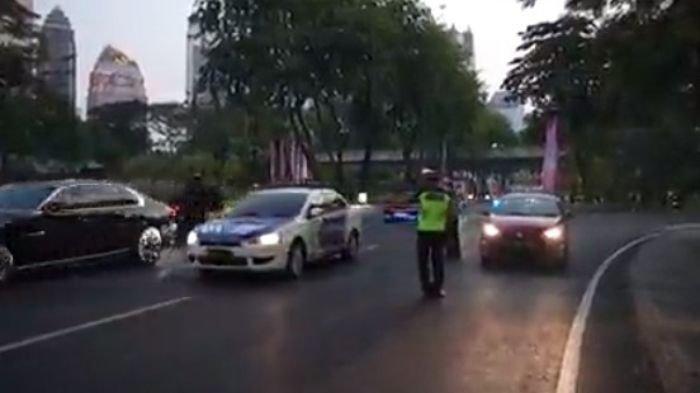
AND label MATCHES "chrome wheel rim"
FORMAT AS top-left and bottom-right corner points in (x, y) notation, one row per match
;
(0, 247), (14, 283)
(138, 228), (162, 265)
